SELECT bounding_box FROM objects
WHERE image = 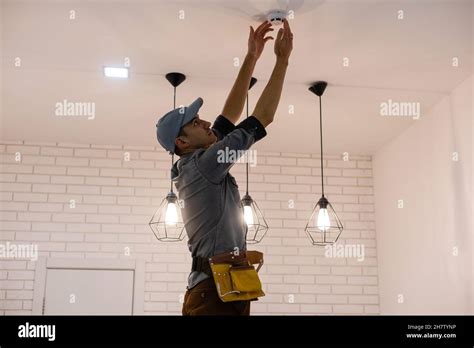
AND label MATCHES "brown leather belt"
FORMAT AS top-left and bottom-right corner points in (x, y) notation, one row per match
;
(191, 251), (264, 277)
(191, 255), (213, 277)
